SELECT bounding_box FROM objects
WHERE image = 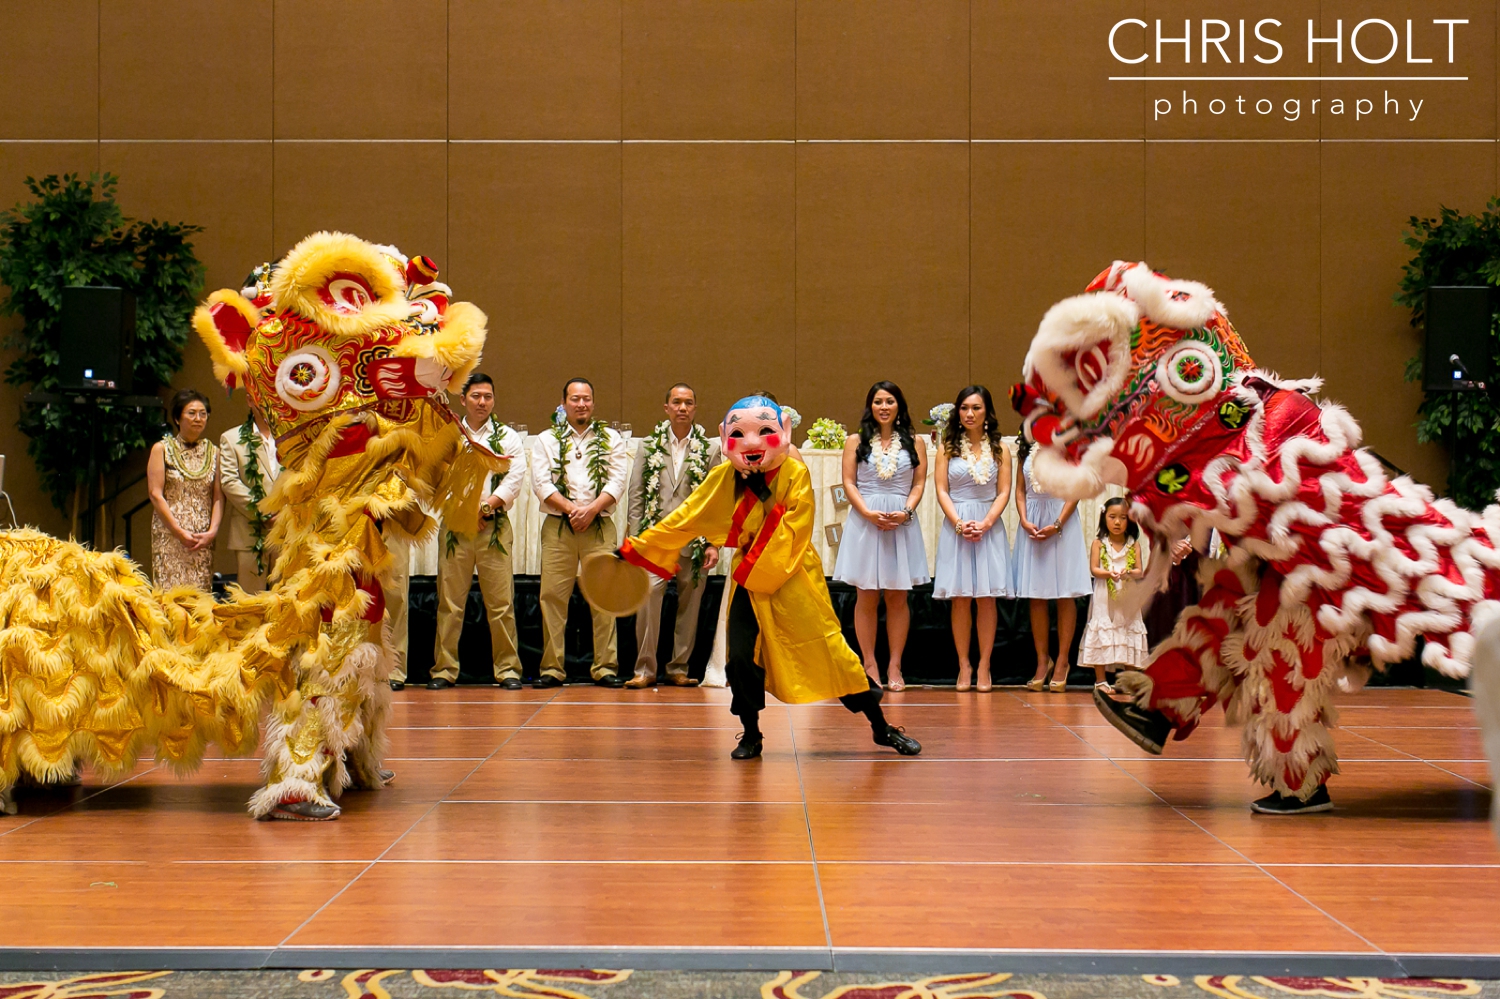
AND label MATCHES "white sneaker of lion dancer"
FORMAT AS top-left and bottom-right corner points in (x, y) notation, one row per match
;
(1471, 617), (1500, 846)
